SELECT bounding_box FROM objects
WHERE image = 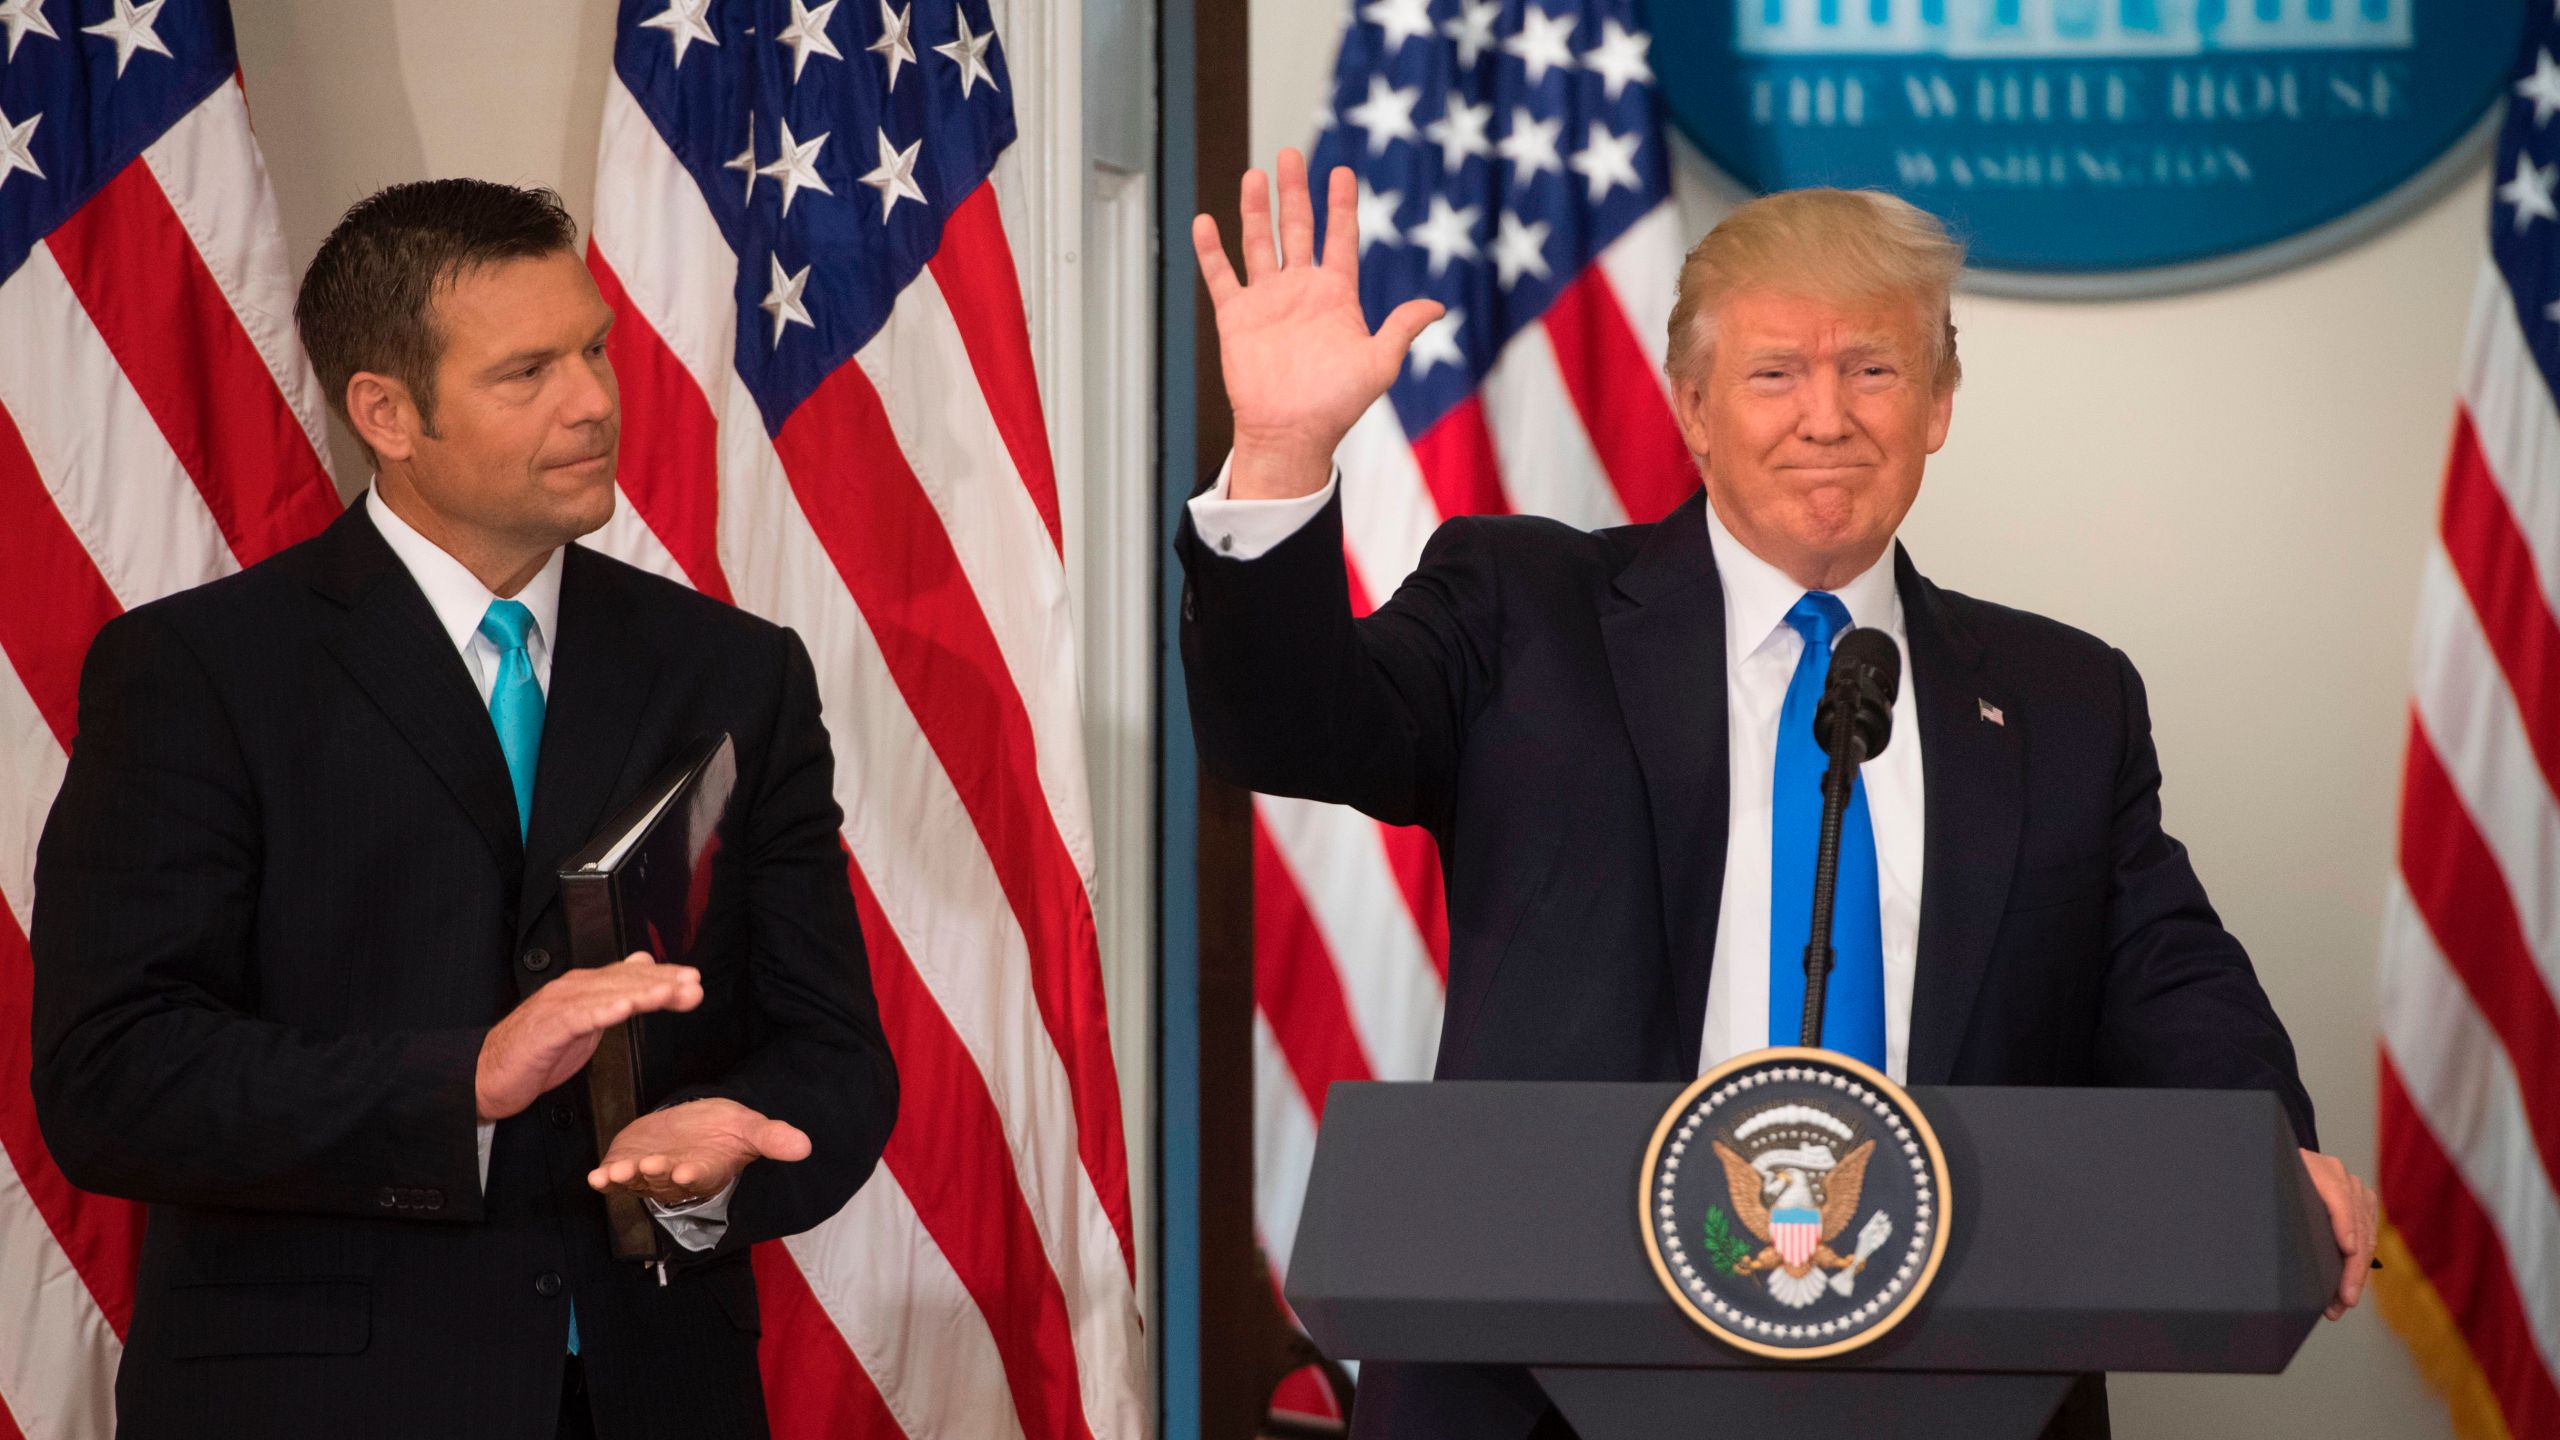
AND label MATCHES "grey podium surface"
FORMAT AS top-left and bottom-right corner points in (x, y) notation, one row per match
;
(1284, 1083), (2339, 1439)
